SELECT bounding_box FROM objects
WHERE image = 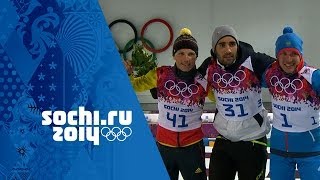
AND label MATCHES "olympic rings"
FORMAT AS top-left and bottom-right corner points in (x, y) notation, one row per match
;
(109, 19), (138, 53)
(122, 37), (156, 60)
(100, 126), (132, 141)
(109, 18), (173, 54)
(164, 80), (199, 98)
(212, 70), (246, 88)
(140, 18), (174, 53)
(270, 76), (303, 95)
